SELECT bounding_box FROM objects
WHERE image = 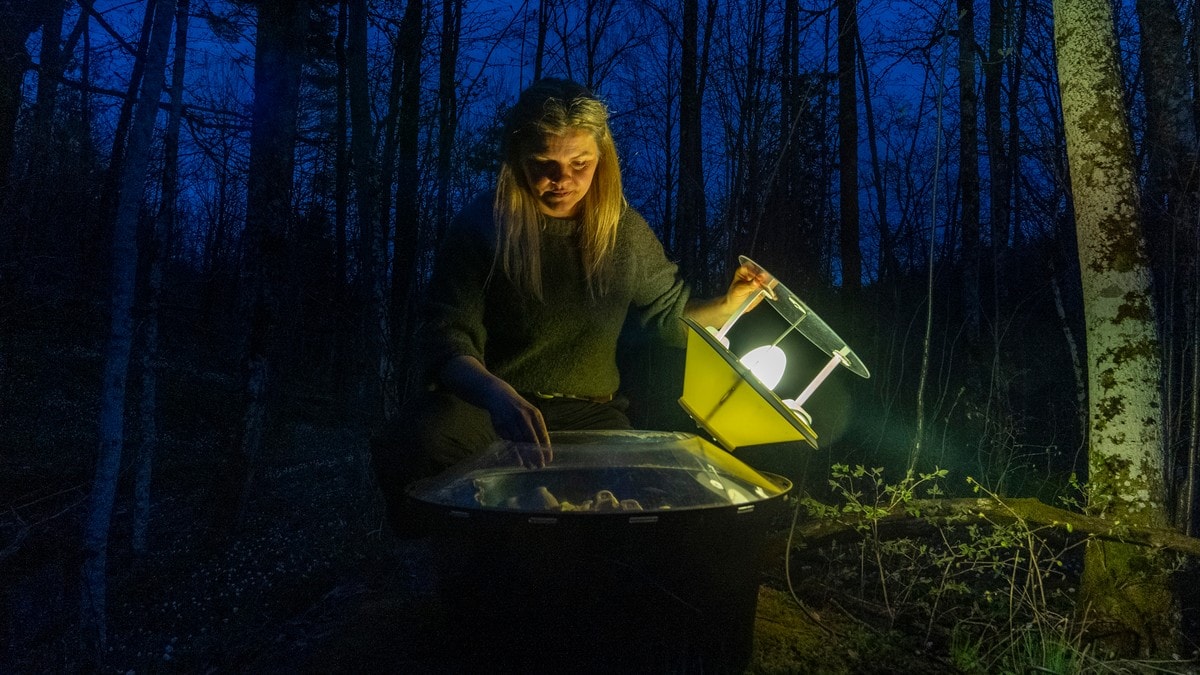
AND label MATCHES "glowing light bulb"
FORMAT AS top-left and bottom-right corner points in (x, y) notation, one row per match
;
(740, 345), (787, 389)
